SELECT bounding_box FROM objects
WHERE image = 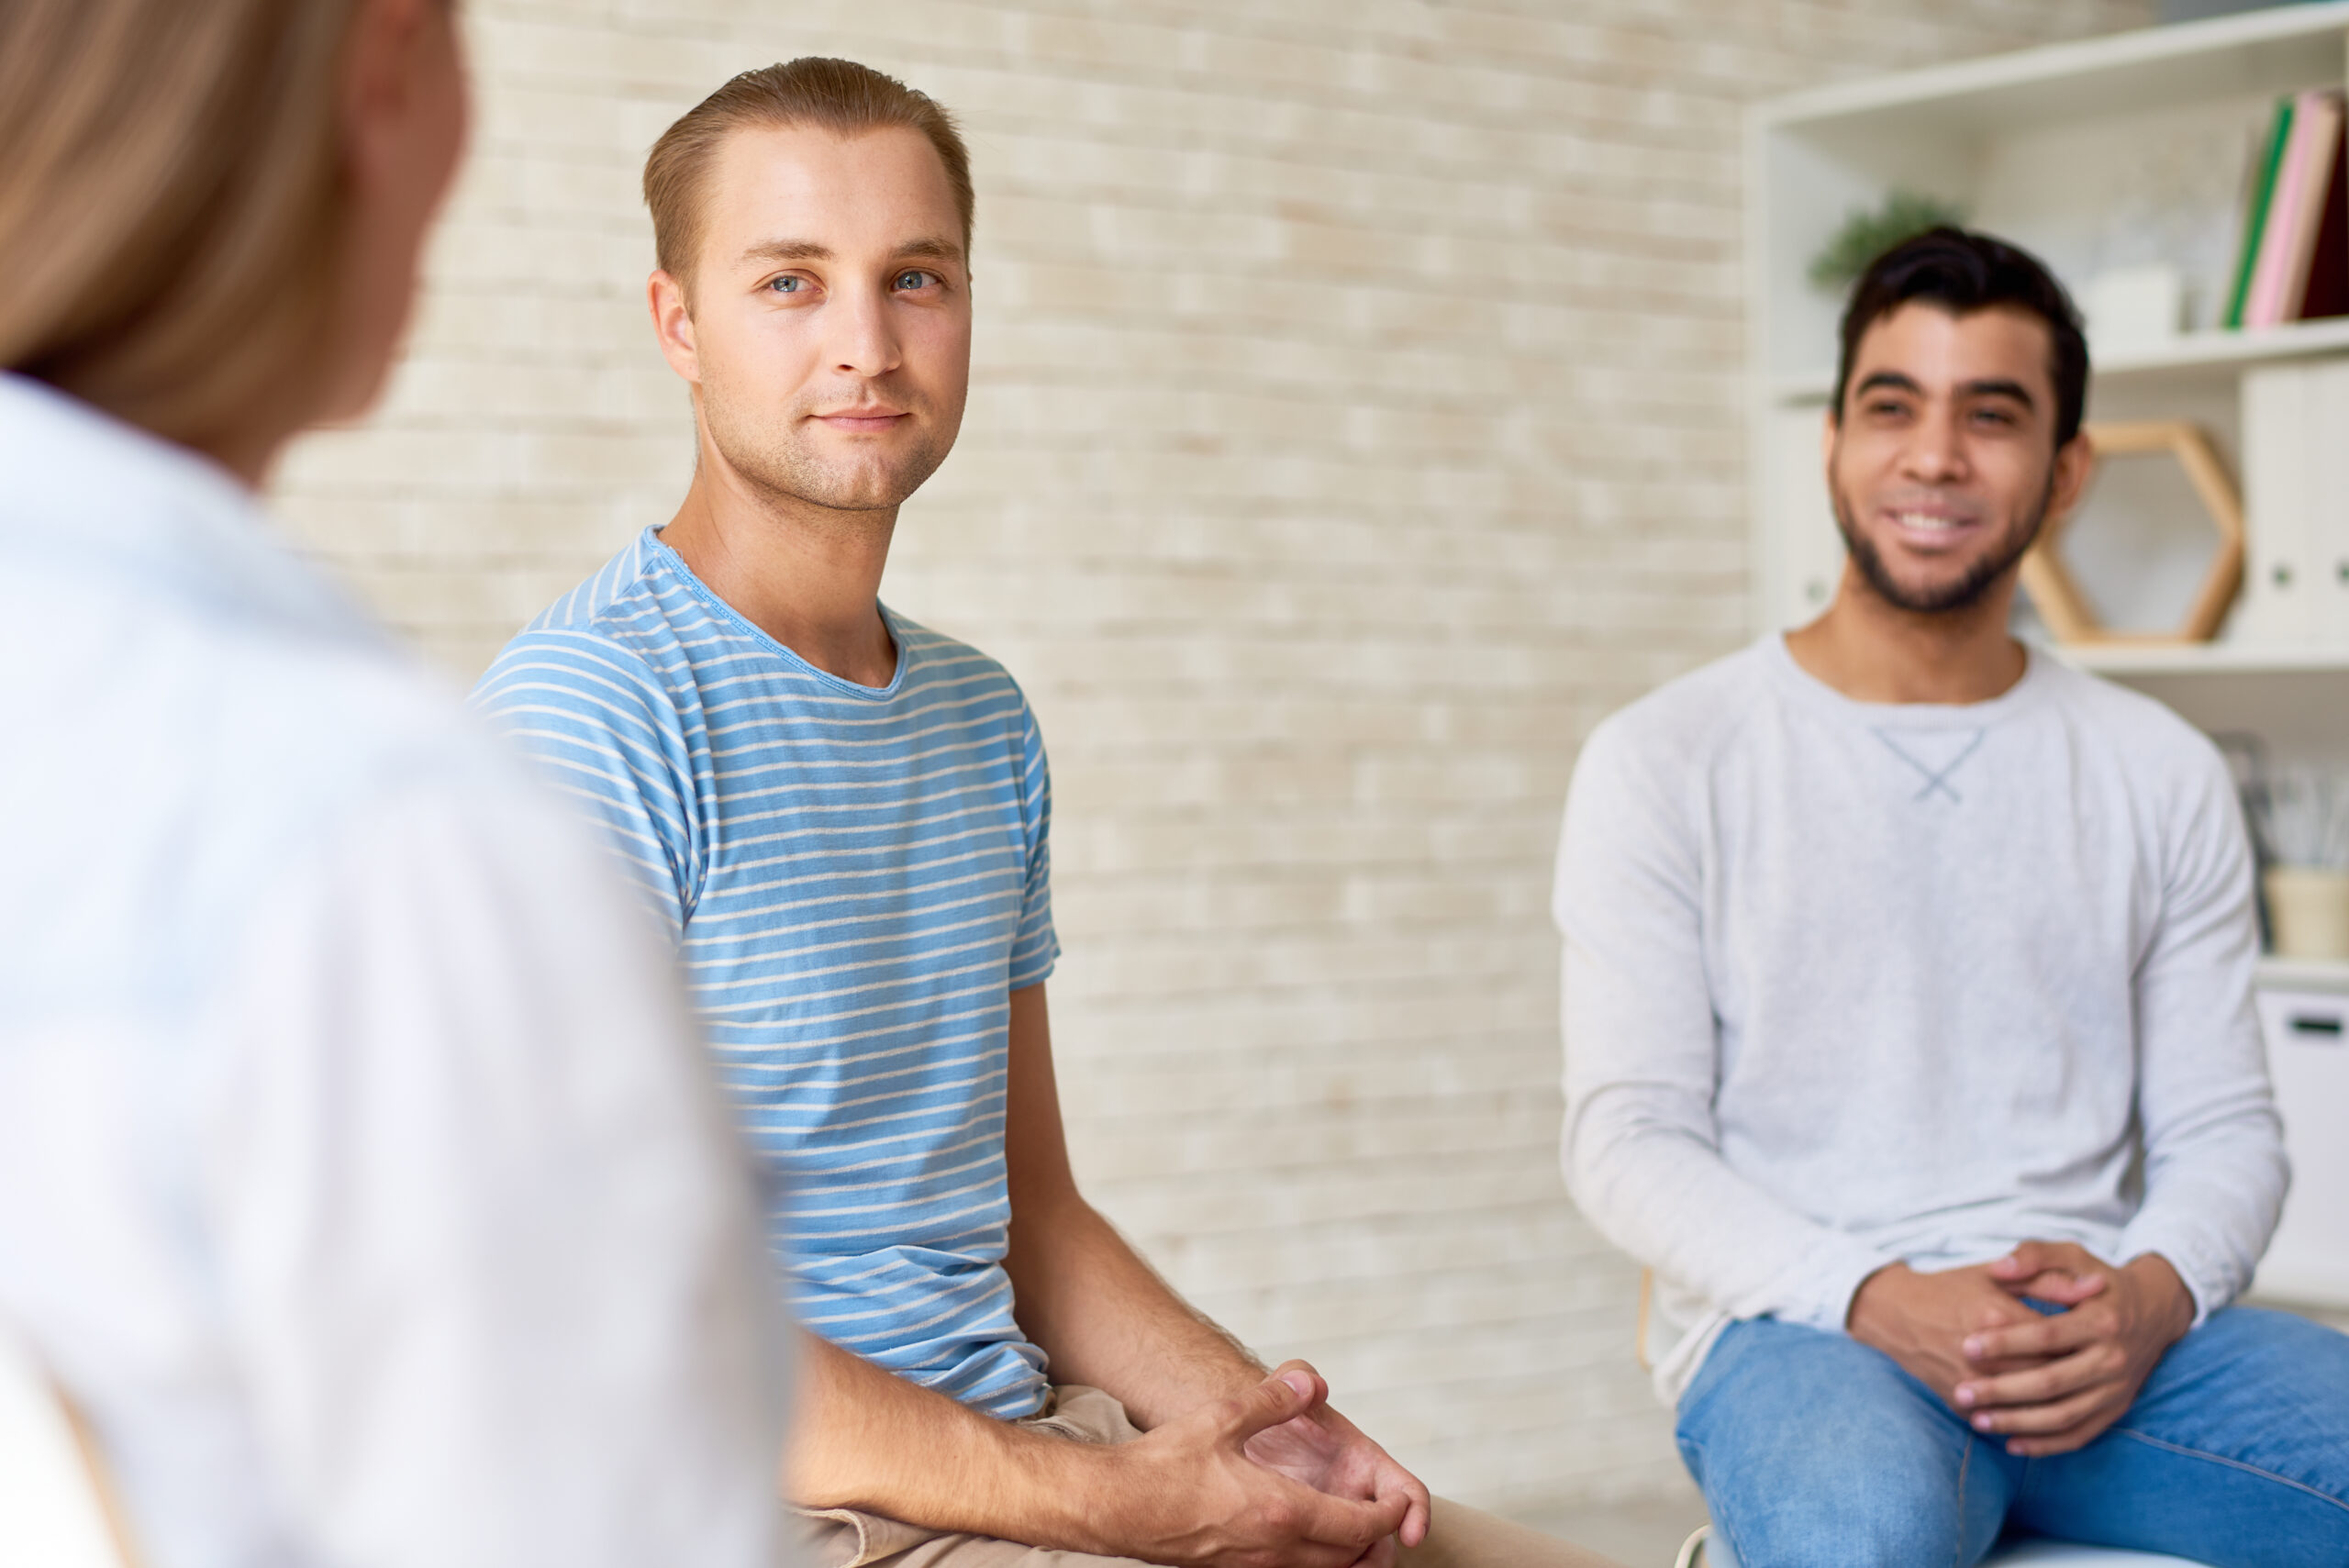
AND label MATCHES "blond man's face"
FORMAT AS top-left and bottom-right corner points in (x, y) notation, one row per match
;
(658, 123), (971, 515)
